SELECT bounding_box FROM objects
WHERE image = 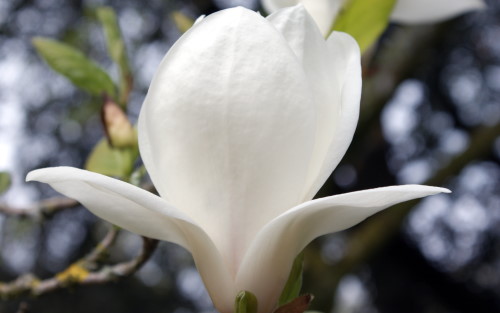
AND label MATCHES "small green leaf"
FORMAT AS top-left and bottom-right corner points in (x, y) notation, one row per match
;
(332, 0), (397, 52)
(96, 7), (129, 73)
(101, 97), (138, 148)
(278, 252), (304, 306)
(235, 290), (258, 313)
(171, 11), (195, 33)
(32, 37), (116, 97)
(85, 137), (138, 179)
(0, 171), (12, 195)
(96, 6), (131, 105)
